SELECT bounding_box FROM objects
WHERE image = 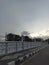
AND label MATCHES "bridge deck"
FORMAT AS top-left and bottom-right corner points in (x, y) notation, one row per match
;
(22, 46), (49, 65)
